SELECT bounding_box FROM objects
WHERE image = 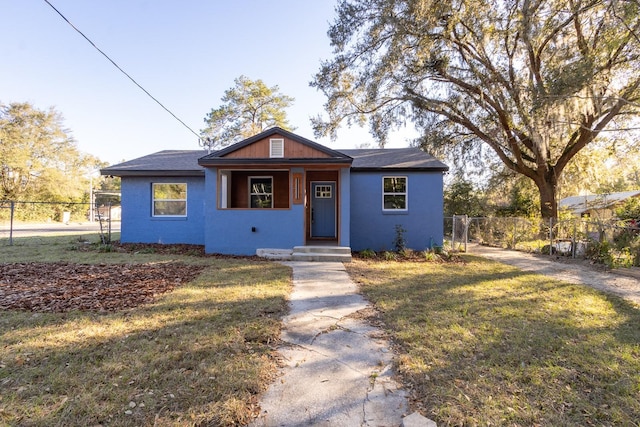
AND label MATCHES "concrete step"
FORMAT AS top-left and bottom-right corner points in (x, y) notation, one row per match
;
(256, 248), (293, 261)
(292, 246), (352, 255)
(291, 252), (352, 262)
(257, 246), (353, 262)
